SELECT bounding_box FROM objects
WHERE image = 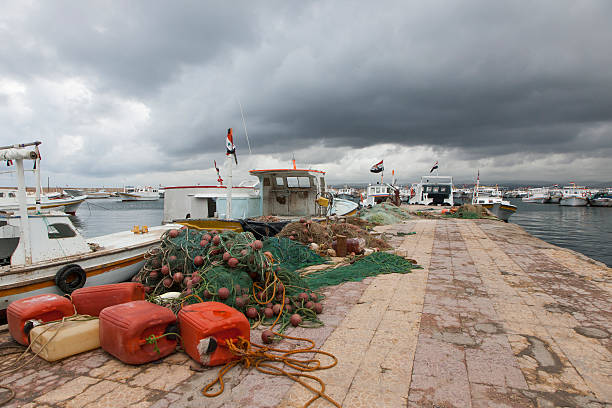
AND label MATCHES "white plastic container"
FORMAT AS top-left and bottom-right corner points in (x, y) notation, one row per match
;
(29, 318), (100, 362)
